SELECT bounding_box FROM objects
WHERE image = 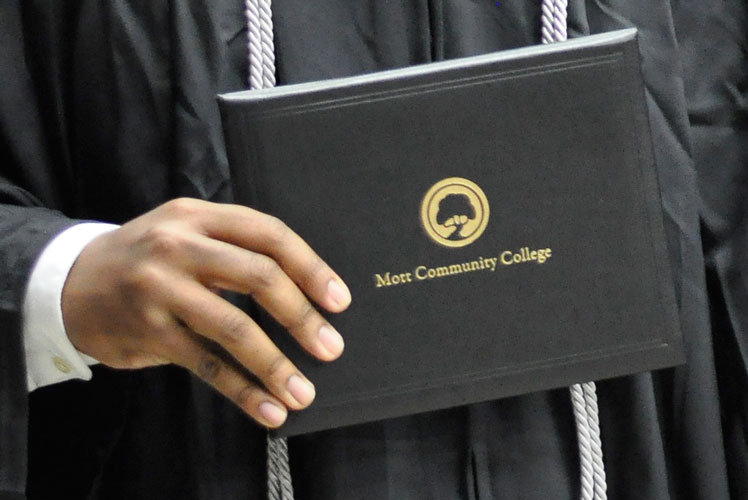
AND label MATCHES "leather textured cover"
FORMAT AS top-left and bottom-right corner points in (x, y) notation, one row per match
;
(219, 29), (684, 436)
